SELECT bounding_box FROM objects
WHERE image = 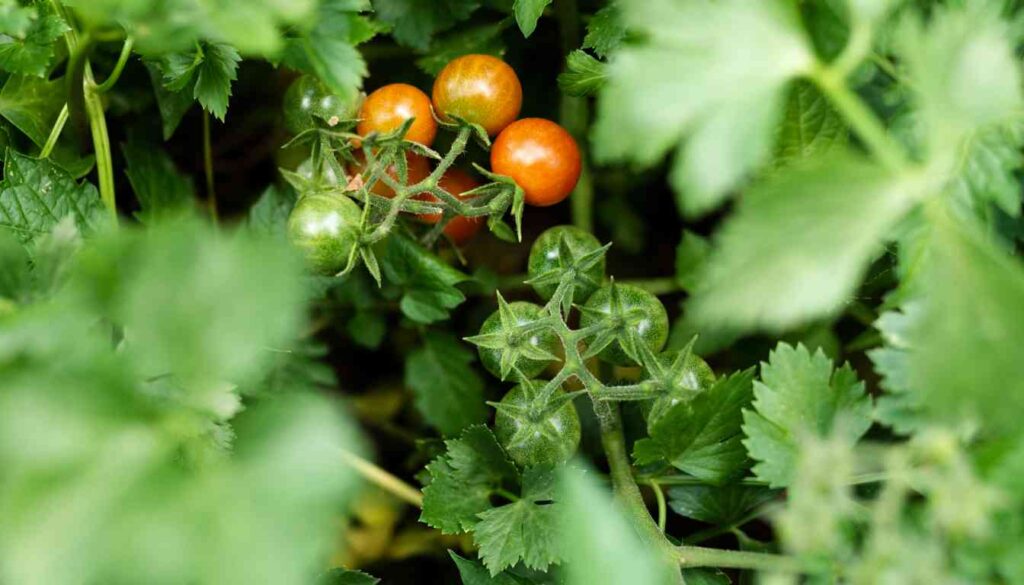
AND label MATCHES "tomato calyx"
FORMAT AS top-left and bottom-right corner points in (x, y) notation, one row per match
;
(491, 379), (583, 468)
(527, 233), (610, 311)
(466, 294), (559, 381)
